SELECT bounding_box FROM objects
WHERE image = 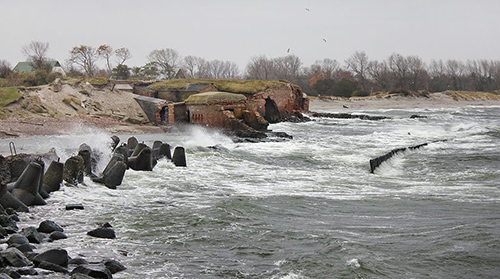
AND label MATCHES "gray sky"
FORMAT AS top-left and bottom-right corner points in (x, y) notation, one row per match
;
(2, 0), (499, 72)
